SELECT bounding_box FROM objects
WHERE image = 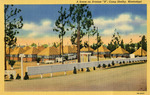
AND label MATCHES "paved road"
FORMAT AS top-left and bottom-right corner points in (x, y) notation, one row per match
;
(5, 63), (147, 91)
